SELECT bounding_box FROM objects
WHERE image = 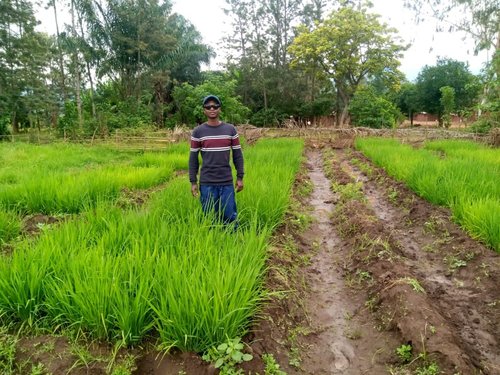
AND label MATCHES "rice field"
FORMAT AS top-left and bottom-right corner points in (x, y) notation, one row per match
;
(355, 138), (500, 252)
(0, 138), (304, 351)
